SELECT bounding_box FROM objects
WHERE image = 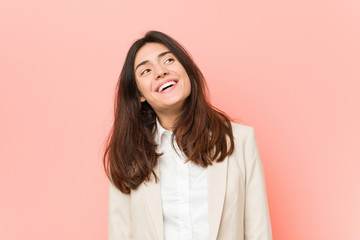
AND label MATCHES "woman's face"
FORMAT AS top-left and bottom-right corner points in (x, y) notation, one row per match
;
(134, 42), (191, 117)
